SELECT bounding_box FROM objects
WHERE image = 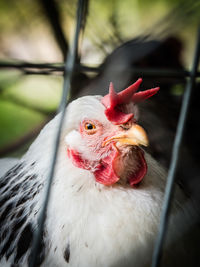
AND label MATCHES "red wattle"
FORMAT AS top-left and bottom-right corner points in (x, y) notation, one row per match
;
(67, 147), (147, 187)
(94, 149), (120, 185)
(67, 149), (91, 170)
(128, 149), (147, 187)
(67, 148), (120, 186)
